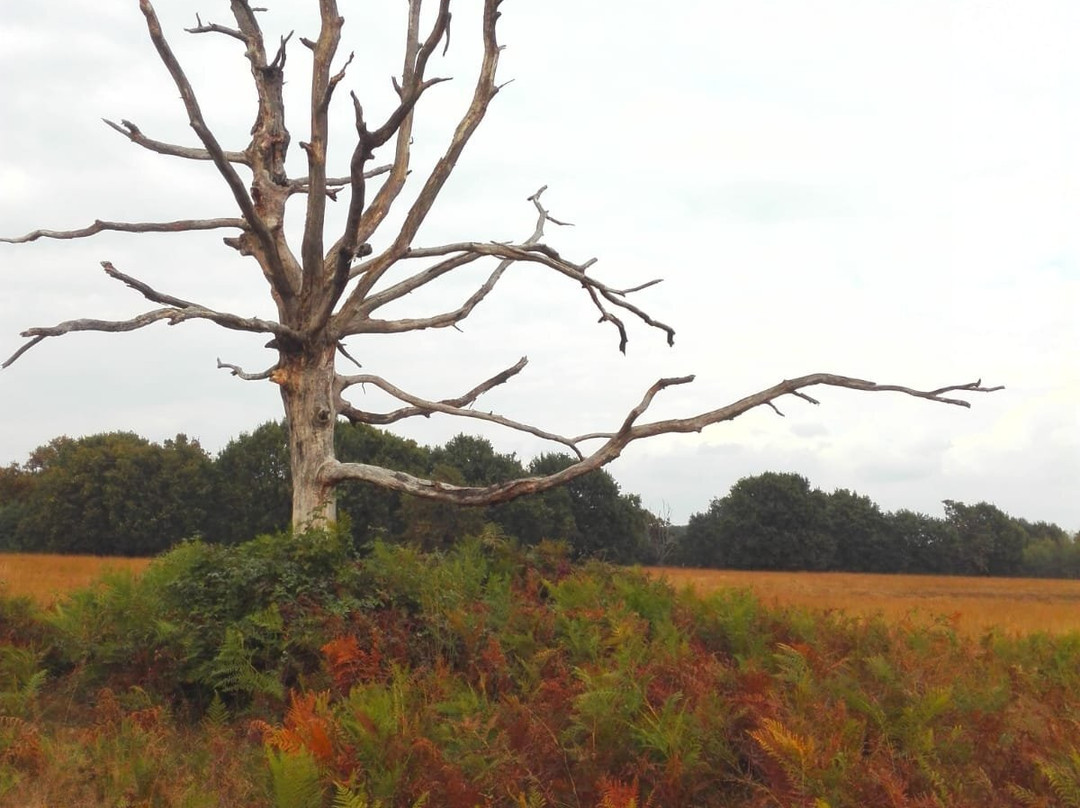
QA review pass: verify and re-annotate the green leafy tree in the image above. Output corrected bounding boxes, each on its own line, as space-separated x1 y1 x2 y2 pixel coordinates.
209 422 292 544
14 432 213 555
523 453 648 562
943 500 1027 576
0 463 34 550
825 489 897 572
429 434 526 486
882 509 958 574
682 472 833 571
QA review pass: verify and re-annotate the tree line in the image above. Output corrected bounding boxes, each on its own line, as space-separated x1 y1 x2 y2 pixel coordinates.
0 424 653 562
676 471 1078 578
0 429 1074 577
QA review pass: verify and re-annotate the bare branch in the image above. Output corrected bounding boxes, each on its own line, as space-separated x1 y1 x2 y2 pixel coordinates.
298 0 345 302
216 358 277 380
285 163 392 198
337 187 671 348
345 239 672 344
137 0 296 299
338 355 526 405
321 375 1002 505
0 337 45 370
1 218 245 244
185 13 245 42
103 119 250 164
334 357 585 457
333 0 500 325
101 261 194 308
4 255 303 370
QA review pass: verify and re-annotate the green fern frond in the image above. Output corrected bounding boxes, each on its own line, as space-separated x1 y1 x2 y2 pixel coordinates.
267 748 325 808
332 782 382 808
204 691 229 728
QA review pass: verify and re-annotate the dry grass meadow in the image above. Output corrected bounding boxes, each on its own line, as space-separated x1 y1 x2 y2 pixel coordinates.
4 552 1080 636
0 552 151 606
649 566 1080 636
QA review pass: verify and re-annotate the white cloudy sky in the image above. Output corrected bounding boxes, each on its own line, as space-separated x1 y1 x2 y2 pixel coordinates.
1 1 1078 531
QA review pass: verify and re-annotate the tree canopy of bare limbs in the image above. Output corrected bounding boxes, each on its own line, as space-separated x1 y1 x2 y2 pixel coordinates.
2 0 1001 530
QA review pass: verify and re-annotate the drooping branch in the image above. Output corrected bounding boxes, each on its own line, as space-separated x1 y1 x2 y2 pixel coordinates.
321 375 1003 505
345 239 673 347
336 188 671 349
1 218 245 245
102 119 250 164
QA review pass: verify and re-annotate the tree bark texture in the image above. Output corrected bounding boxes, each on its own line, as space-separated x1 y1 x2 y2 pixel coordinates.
272 342 338 527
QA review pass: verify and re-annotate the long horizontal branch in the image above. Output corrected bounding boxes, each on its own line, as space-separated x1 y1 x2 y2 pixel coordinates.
103 118 249 164
1 218 246 244
320 374 1003 505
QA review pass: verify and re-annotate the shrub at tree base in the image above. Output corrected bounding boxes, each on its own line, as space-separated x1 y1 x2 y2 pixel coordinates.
3 529 1080 806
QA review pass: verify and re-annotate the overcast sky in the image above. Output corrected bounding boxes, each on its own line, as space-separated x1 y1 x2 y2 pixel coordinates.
1 1 1078 531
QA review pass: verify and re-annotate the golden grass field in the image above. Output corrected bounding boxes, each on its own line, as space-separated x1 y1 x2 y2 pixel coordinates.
3 553 1079 636
0 553 151 606
648 567 1080 636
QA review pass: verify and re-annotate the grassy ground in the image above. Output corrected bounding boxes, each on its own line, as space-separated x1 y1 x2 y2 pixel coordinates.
648 566 1080 635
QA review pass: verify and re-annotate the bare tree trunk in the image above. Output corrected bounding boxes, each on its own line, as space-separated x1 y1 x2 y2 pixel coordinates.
273 342 338 530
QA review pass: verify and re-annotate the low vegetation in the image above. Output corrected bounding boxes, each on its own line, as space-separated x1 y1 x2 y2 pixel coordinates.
3 532 1080 806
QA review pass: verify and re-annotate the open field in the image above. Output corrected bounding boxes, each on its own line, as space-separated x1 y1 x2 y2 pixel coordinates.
4 552 1080 637
0 552 151 605
648 566 1080 636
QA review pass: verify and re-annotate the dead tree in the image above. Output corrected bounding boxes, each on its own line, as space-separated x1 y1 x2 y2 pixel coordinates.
1 0 1001 530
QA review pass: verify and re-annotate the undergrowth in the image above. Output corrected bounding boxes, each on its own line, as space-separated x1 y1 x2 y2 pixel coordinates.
1 525 1078 806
